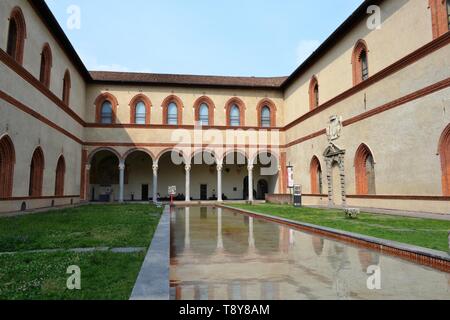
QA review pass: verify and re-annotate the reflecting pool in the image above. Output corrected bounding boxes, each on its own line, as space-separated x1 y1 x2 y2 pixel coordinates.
170 207 450 300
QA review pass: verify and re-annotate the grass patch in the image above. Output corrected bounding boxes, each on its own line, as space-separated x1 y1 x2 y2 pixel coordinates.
0 251 145 300
0 204 163 300
229 204 450 252
0 204 162 252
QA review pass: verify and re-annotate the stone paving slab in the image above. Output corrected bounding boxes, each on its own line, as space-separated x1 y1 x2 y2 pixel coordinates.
130 206 170 300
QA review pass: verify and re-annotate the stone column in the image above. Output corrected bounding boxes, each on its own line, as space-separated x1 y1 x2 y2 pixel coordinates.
217 163 223 202
248 165 254 202
152 164 158 203
248 217 255 248
217 207 223 250
185 207 190 250
185 164 191 202
119 160 125 203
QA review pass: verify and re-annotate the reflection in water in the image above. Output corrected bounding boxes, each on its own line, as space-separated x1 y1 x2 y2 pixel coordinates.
170 207 450 300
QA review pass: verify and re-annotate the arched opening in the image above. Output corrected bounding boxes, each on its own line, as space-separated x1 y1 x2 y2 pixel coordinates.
191 150 217 200
55 156 66 196
310 156 323 194
0 135 15 198
225 98 245 127
95 93 118 124
29 147 45 197
352 40 369 85
62 70 71 106
162 95 183 125
194 96 215 126
355 144 376 195
221 151 248 200
157 150 186 201
257 99 277 127
39 43 52 88
309 76 319 110
89 149 121 201
439 124 450 196
124 150 154 201
429 0 450 38
129 94 151 125
252 152 279 200
6 7 26 65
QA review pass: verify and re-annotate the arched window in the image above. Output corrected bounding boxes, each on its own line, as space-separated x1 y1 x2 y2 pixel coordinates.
439 124 450 196
310 156 323 194
100 101 113 124
29 147 45 197
135 101 147 124
429 0 450 38
6 7 26 65
199 103 209 126
167 102 178 125
352 40 369 85
0 135 15 198
39 43 52 88
162 95 183 125
62 70 71 106
95 93 118 124
309 76 319 110
261 106 271 128
55 156 65 196
355 144 376 195
230 105 240 126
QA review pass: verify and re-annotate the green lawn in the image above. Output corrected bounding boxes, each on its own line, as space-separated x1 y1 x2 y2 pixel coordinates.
0 204 163 300
229 204 450 252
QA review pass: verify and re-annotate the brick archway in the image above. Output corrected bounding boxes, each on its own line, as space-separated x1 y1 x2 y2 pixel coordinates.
29 147 45 197
194 96 215 126
352 39 369 85
256 98 277 127
225 97 246 126
0 135 16 198
94 92 119 124
354 143 375 195
39 43 52 88
310 156 322 194
309 76 319 110
162 95 183 125
439 124 450 196
55 155 66 196
7 6 27 65
429 0 450 39
62 69 71 106
129 94 152 124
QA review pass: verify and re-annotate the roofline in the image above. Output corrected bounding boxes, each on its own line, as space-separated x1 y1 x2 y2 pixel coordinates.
280 0 385 89
29 0 385 90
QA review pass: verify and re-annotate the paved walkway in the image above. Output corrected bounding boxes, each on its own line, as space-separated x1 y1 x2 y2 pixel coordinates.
309 205 450 221
0 247 146 256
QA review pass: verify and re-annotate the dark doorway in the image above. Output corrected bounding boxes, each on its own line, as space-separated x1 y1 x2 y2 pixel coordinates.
257 179 269 200
200 184 207 200
243 176 249 200
141 184 149 201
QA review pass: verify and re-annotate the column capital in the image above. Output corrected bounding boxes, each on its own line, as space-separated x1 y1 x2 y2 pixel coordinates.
152 164 159 171
185 164 192 172
85 164 91 171
118 163 125 170
217 164 223 172
247 165 254 172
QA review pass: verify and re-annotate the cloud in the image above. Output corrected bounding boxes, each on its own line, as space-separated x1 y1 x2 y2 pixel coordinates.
296 40 321 65
78 51 151 73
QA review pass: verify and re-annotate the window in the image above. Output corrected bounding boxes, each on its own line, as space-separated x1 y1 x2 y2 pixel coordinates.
0 135 15 198
55 156 65 196
309 76 319 110
6 7 26 65
447 0 450 30
355 144 376 195
310 156 323 194
62 70 71 106
439 124 450 196
39 44 52 88
230 105 240 126
101 101 113 124
167 102 178 125
360 50 369 81
29 147 44 197
199 103 209 126
352 40 369 85
430 0 450 38
135 101 146 124
261 106 271 127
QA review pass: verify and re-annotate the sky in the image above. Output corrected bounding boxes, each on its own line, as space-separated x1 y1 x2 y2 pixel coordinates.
45 0 363 77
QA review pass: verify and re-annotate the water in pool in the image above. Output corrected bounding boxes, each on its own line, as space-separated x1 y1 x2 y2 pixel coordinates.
170 207 450 300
